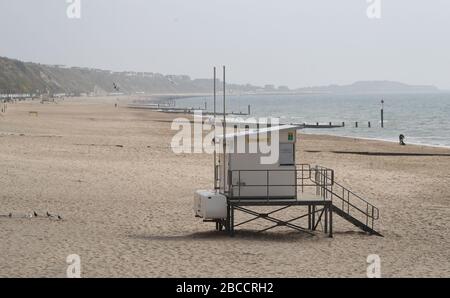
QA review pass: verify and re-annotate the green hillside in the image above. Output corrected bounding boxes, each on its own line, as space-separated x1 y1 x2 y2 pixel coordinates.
0 56 258 95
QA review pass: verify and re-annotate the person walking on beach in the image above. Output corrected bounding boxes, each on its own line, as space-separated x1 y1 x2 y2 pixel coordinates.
399 134 406 146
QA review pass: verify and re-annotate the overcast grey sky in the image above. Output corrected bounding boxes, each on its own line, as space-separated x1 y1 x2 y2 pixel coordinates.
0 0 449 89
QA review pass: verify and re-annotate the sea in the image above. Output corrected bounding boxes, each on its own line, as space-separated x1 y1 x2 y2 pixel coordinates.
172 93 450 148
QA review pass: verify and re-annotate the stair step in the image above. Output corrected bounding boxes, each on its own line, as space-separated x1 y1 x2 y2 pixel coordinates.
331 205 383 237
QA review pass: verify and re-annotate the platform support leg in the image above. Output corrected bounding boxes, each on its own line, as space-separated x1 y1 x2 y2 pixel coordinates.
230 205 235 237
308 205 312 230
312 205 316 231
324 205 328 234
329 206 333 238
226 204 231 233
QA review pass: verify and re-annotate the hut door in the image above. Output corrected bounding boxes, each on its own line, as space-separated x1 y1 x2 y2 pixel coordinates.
279 143 294 166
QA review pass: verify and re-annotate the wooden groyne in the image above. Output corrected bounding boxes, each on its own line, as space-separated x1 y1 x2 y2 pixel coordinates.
128 105 381 128
127 104 250 116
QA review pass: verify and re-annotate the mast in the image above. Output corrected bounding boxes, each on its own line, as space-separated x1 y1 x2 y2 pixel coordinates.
213 67 217 189
222 66 226 193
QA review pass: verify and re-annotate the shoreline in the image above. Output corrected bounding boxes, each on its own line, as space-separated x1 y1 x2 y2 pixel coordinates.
301 131 450 151
166 93 450 151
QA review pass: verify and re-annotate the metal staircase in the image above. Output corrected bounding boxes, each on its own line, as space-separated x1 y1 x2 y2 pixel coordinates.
310 165 382 236
331 205 382 236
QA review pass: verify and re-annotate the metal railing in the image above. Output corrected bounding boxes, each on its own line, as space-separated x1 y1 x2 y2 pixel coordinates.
227 164 334 202
311 165 379 230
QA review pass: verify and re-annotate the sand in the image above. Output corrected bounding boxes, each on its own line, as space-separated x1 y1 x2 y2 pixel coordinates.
1 97 449 277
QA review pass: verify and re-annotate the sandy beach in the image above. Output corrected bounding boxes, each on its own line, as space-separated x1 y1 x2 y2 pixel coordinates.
1 97 450 277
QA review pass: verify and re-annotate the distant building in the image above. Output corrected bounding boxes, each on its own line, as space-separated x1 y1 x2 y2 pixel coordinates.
278 85 290 92
264 84 275 91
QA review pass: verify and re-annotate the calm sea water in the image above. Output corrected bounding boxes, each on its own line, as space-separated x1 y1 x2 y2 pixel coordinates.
174 93 450 148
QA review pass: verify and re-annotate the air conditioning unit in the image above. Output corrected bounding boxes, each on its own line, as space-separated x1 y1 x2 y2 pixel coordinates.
194 190 227 220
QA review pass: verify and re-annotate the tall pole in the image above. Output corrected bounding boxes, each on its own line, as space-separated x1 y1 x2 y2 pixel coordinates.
381 99 384 128
213 67 217 189
223 66 226 193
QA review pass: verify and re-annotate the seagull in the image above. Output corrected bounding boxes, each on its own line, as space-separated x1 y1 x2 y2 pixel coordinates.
46 211 51 217
33 211 38 217
57 215 62 220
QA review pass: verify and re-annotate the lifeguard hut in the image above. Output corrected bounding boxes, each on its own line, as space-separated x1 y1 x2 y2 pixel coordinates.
193 67 382 237
218 124 299 200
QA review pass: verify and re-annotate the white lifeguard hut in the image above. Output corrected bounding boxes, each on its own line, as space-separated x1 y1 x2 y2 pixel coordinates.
194 121 336 236
193 67 382 237
216 124 299 200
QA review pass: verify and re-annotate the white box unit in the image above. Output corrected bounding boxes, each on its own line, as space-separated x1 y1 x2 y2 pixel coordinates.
194 190 227 219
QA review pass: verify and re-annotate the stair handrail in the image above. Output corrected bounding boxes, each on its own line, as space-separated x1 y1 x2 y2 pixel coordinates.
311 165 380 230
332 180 380 220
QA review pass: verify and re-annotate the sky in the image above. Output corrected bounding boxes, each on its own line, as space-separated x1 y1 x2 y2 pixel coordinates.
0 0 449 89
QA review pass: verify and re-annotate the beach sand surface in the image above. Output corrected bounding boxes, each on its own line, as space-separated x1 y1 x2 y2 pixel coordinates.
1 97 449 277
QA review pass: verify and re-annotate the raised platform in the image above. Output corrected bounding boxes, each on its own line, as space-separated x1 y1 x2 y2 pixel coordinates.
208 164 381 237
228 197 331 206
228 193 330 205
223 197 333 237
